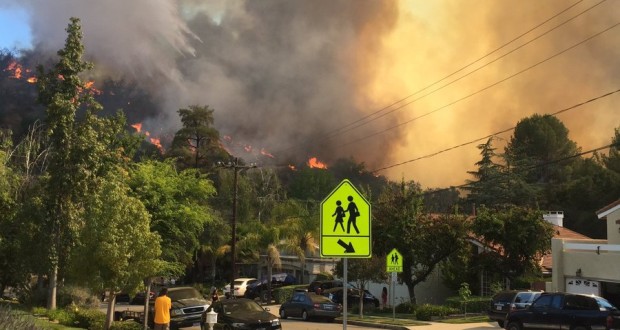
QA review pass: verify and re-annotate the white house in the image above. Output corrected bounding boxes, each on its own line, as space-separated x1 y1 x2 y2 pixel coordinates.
549 199 620 307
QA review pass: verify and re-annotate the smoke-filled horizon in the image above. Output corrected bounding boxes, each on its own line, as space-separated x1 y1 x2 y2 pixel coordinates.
4 0 620 189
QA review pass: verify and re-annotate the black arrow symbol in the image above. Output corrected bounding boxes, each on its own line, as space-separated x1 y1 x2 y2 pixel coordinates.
337 239 356 253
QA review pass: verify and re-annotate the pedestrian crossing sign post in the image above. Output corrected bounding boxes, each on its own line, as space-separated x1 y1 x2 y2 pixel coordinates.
386 248 403 273
320 179 371 258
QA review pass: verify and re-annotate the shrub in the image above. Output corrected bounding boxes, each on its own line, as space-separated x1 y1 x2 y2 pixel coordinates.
73 307 106 330
111 320 144 330
394 301 414 314
47 308 75 326
274 285 307 304
444 296 492 314
58 285 100 309
0 303 41 329
414 304 459 321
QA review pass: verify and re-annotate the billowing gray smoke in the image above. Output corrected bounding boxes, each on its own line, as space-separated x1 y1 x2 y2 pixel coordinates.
4 0 401 168
4 0 619 187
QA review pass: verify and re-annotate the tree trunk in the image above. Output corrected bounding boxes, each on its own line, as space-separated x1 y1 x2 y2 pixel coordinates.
47 264 57 310
105 293 116 330
267 262 273 303
143 279 152 330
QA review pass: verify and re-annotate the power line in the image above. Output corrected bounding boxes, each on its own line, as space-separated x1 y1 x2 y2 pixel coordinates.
422 142 619 196
326 0 604 139
336 21 620 149
371 88 620 173
276 0 604 154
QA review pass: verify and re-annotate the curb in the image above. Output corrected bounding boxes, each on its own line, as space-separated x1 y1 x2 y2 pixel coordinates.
340 319 411 330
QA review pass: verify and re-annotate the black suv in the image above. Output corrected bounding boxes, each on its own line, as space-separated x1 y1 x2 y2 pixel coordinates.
148 287 210 329
504 292 620 330
245 273 296 302
488 290 542 327
307 280 347 294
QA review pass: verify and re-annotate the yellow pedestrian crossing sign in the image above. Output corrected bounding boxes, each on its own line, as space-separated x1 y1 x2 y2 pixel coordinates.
320 179 371 258
386 248 403 272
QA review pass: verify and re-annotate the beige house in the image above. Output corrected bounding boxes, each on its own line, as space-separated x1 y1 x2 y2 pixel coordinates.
549 199 620 307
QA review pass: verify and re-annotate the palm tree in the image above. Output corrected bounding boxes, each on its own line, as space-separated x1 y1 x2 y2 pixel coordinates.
280 200 319 285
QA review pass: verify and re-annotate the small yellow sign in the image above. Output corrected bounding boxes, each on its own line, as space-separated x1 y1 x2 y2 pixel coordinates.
320 179 371 258
386 248 403 273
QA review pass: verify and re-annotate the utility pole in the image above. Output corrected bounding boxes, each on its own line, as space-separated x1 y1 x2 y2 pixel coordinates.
217 158 256 298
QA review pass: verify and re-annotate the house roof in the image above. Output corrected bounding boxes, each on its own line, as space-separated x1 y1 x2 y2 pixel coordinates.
540 225 590 273
596 198 620 219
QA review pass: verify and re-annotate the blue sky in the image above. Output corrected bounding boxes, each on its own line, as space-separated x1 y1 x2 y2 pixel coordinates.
0 7 32 51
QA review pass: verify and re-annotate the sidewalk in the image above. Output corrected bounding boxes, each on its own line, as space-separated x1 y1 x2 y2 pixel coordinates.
265 303 498 330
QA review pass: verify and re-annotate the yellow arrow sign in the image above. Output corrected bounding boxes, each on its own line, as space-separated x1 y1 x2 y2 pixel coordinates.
320 179 371 258
386 248 403 273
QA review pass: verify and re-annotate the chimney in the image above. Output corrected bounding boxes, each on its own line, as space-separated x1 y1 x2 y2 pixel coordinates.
543 211 564 227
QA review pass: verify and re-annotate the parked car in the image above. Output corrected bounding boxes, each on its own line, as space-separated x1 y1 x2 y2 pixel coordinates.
130 290 155 305
279 290 342 322
307 280 355 294
200 298 281 330
322 287 380 308
487 290 542 327
245 273 296 301
148 286 210 329
223 277 258 298
504 292 620 330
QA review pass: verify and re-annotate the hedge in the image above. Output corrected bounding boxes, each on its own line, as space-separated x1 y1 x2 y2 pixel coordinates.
444 296 492 314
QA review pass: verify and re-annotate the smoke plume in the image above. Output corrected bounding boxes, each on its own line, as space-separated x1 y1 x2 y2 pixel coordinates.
4 0 619 188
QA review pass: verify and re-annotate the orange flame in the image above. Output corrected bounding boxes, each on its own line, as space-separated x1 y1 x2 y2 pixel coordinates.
307 157 328 169
27 77 37 83
260 148 274 158
150 137 163 151
288 164 297 171
131 123 142 132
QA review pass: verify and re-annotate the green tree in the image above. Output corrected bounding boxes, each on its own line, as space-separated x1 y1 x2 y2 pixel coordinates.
465 137 509 207
36 17 108 309
279 199 319 285
471 205 555 285
504 114 580 207
288 166 336 201
167 105 228 171
68 171 162 329
128 160 217 272
334 256 386 317
373 180 470 303
601 127 620 173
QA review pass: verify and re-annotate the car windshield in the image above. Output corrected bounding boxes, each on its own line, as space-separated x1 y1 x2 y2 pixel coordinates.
224 300 265 313
167 288 203 301
594 296 618 310
516 292 540 303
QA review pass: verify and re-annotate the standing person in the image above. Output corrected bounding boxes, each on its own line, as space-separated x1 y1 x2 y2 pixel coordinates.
154 287 171 330
345 195 360 234
211 287 219 303
382 287 388 310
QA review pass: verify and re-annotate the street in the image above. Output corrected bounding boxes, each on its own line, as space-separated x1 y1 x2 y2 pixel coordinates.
107 302 500 330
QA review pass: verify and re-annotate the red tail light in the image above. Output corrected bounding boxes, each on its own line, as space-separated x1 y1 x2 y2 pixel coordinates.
314 303 321 309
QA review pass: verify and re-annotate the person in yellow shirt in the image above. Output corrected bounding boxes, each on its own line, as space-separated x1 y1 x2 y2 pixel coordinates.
154 287 172 330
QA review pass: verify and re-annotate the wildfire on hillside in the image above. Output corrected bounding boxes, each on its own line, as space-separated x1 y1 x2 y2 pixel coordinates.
131 122 164 152
307 157 327 169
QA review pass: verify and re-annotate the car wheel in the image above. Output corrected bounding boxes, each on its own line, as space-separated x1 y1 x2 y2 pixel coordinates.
279 309 287 319
506 321 522 330
261 291 269 303
302 310 309 321
498 320 504 328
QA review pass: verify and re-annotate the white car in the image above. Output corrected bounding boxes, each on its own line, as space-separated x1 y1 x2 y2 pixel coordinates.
223 278 258 297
